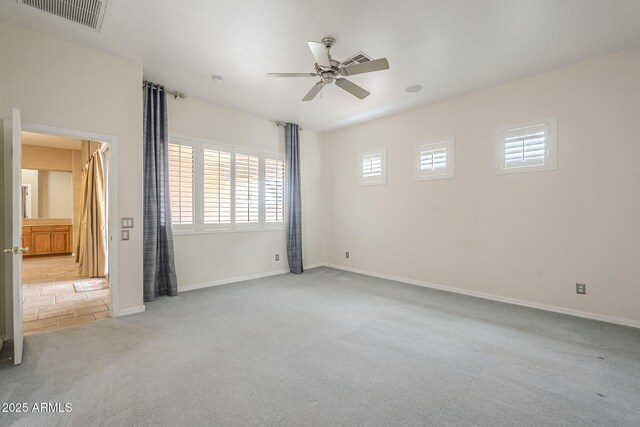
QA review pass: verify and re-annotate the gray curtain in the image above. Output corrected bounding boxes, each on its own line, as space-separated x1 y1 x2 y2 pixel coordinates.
143 81 178 301
285 123 303 274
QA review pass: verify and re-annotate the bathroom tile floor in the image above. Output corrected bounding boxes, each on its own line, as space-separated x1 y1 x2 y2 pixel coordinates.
22 256 110 336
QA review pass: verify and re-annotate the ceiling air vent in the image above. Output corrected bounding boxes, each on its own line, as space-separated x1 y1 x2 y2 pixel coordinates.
342 52 372 67
17 0 108 31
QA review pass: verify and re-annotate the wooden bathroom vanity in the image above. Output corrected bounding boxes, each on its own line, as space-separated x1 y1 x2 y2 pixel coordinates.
22 218 72 256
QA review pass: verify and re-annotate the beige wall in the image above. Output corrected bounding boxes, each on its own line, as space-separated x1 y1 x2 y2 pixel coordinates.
0 21 144 315
167 97 325 288
22 144 72 171
37 170 73 218
322 47 640 324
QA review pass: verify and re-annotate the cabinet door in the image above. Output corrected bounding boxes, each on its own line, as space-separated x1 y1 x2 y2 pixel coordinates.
31 232 51 255
21 233 32 257
51 231 70 254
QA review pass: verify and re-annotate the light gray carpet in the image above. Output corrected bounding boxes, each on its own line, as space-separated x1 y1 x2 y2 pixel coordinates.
1 267 639 426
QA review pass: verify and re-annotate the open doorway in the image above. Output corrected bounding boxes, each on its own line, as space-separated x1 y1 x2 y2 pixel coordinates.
20 131 111 335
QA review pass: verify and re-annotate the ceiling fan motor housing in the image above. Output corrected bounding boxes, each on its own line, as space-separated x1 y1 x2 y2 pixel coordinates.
316 60 341 84
321 37 336 48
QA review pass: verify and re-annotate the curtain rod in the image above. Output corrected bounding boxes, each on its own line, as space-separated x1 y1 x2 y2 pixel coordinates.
142 82 186 99
165 89 186 99
274 121 303 131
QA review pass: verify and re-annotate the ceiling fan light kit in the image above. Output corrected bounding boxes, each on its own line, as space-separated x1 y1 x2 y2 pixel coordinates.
268 36 390 101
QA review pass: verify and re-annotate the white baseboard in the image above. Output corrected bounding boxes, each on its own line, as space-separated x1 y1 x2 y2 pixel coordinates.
180 263 326 293
115 305 146 317
305 263 325 270
324 263 640 329
180 269 290 292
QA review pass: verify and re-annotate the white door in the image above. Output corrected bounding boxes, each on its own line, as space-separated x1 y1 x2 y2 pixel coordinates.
3 108 25 365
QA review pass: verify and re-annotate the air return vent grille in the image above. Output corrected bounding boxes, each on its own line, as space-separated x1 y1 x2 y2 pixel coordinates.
17 0 108 31
342 52 372 67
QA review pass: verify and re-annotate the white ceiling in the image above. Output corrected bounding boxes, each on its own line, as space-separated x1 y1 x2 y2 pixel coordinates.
2 0 640 132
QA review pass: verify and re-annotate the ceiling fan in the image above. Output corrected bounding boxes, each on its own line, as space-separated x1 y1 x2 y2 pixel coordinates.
268 37 389 101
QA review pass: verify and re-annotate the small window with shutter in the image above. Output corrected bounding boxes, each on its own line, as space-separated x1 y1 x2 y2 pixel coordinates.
496 117 557 174
415 138 454 181
359 150 387 186
168 142 195 227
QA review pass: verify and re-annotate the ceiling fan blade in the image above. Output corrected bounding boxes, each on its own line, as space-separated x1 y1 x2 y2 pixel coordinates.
302 81 325 101
267 73 317 77
335 78 370 99
308 41 331 67
340 58 390 76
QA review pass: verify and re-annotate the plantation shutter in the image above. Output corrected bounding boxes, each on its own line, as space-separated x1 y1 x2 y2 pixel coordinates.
203 148 232 224
265 158 285 223
362 153 382 177
168 143 194 225
420 147 447 172
235 154 260 223
504 125 546 168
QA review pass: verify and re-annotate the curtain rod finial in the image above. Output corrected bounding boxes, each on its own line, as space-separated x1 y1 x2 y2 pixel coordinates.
274 121 303 131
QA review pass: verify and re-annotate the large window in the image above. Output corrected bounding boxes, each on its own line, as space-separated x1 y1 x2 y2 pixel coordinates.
168 137 285 232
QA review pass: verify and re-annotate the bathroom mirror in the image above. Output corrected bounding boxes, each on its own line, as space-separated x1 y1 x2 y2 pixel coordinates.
21 169 73 219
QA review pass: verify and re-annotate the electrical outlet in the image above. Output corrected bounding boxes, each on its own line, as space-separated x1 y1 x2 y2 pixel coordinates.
275 254 279 261
346 251 350 259
576 283 586 295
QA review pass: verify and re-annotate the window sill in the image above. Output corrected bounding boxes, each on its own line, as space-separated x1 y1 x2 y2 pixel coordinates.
358 180 388 186
173 227 285 236
415 173 454 181
495 164 556 175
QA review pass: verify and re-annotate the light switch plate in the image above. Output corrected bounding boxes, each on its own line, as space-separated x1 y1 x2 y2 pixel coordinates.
121 230 130 241
121 218 134 228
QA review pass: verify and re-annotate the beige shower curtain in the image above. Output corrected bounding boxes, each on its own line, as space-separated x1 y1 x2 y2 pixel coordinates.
76 150 107 277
